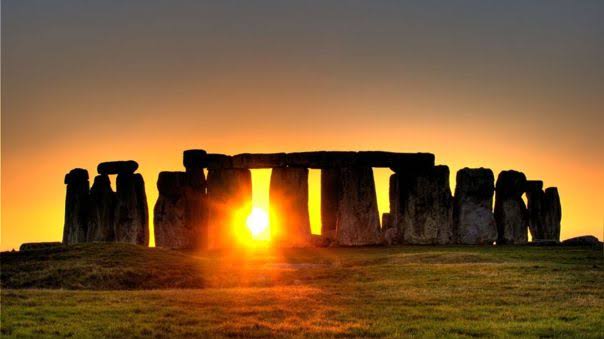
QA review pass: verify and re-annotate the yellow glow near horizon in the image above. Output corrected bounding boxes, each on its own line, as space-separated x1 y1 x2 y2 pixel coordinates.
246 207 270 240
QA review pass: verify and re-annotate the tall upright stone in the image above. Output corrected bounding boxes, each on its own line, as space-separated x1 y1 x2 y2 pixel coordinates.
320 168 342 243
154 171 208 250
269 167 311 247
495 170 528 244
392 166 453 244
63 168 90 244
114 173 149 245
453 168 497 244
335 166 381 246
87 175 116 242
543 187 561 241
206 168 252 249
525 180 546 241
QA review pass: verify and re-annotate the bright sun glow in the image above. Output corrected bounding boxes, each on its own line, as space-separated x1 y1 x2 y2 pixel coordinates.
246 207 269 239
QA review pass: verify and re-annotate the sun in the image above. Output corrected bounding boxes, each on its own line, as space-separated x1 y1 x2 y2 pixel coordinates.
246 207 269 240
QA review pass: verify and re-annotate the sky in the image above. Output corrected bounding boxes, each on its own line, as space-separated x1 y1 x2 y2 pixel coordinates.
2 0 603 250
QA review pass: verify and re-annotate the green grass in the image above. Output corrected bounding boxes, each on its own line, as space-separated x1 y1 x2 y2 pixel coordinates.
1 244 603 337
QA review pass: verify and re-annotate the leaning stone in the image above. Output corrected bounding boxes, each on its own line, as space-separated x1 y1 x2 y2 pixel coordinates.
19 242 63 251
206 154 234 169
183 149 207 170
206 168 252 249
63 168 90 244
561 235 601 246
97 160 138 175
320 168 342 243
269 167 311 247
232 153 286 169
87 175 116 242
495 170 528 244
542 187 561 241
114 173 149 245
285 151 357 169
453 168 497 245
335 166 382 246
525 180 546 241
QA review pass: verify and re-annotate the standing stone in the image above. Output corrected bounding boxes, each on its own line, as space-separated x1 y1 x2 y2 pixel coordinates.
87 175 116 242
543 187 561 241
495 170 529 244
63 168 90 244
114 173 149 245
390 166 453 244
525 180 546 241
453 168 497 244
206 168 252 249
154 171 208 250
335 166 382 246
320 168 342 243
269 167 311 247
183 149 208 170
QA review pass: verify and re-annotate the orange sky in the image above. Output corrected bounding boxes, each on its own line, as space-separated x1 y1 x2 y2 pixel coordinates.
2 1 603 250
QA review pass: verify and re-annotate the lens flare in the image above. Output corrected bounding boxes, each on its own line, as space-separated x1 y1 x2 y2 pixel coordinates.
246 207 269 239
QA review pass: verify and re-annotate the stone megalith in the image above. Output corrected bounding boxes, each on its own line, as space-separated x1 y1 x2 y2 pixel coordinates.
87 175 116 242
320 167 342 243
183 149 207 170
154 171 208 250
97 160 138 175
114 173 149 245
335 166 382 246
453 168 497 244
543 187 561 241
206 168 252 249
269 167 311 247
495 170 528 244
63 168 90 244
390 166 453 244
525 180 546 241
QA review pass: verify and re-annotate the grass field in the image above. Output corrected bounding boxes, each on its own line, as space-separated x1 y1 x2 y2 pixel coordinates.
1 243 603 337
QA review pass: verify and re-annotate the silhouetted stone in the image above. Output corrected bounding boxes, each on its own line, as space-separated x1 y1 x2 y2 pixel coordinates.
381 213 393 230
183 149 207 170
286 152 357 168
270 167 311 247
525 180 546 241
391 166 453 244
357 151 435 170
495 170 528 244
320 168 342 243
206 168 252 249
87 175 116 242
114 173 149 245
19 242 63 251
97 160 138 175
232 153 287 169
63 168 90 244
561 235 601 246
154 171 208 249
453 168 497 244
206 154 234 169
543 187 561 241
335 166 381 246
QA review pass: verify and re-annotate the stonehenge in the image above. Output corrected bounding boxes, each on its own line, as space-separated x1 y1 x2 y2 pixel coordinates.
63 149 563 248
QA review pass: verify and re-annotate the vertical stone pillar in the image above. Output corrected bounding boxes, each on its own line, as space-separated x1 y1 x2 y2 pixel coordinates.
525 180 546 241
87 175 116 242
114 173 149 245
453 168 497 244
543 187 561 241
63 168 90 244
335 166 381 246
320 168 342 243
269 167 311 247
495 170 528 244
206 168 252 249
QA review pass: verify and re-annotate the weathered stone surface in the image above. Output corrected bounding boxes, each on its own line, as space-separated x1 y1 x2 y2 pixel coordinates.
335 166 381 246
381 213 393 230
495 170 528 244
154 171 208 249
561 235 601 246
97 160 138 175
453 168 497 244
63 168 90 245
87 175 116 242
383 227 401 246
525 180 546 241
114 173 149 245
358 152 435 170
206 154 233 169
183 149 207 170
19 242 63 251
320 168 341 243
543 187 561 241
232 153 286 169
391 165 453 244
286 152 357 169
206 168 252 249
270 167 311 247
